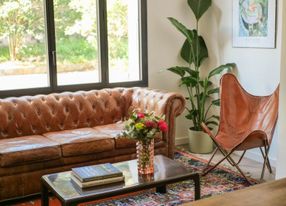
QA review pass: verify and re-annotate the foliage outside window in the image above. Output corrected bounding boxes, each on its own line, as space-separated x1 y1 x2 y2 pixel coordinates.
0 0 147 95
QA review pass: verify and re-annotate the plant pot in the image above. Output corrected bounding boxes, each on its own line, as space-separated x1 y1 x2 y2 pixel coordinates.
188 129 213 154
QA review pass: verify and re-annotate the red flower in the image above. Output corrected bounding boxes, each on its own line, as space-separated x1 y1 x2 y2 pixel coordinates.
137 112 145 119
145 120 156 128
158 120 168 132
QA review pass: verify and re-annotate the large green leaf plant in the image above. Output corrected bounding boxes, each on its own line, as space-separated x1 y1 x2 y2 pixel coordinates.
167 0 235 131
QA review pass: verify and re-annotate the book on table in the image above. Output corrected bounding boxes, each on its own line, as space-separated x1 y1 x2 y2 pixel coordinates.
71 175 125 188
72 163 123 182
71 163 124 188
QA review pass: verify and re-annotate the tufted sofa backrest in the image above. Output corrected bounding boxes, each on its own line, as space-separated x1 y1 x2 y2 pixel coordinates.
129 88 172 116
0 88 134 139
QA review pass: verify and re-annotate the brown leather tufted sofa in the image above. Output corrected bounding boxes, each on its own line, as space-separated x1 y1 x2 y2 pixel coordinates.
0 87 185 201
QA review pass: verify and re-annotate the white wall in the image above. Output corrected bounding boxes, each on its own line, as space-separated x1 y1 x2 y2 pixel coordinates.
147 0 284 164
202 0 283 165
276 1 286 179
148 0 193 139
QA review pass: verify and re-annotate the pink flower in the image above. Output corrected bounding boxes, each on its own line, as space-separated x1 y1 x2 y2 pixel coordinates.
137 112 145 119
145 120 156 128
158 120 168 132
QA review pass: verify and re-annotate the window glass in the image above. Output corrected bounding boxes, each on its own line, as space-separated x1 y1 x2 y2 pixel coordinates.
107 0 141 83
54 0 100 86
0 0 49 90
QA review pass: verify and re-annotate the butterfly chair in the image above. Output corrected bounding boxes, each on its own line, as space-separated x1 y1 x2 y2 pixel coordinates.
201 73 279 184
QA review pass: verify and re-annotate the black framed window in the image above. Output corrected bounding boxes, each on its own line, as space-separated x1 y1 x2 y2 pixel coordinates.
0 0 148 97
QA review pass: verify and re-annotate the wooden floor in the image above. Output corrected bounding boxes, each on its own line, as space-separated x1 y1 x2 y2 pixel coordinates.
180 145 276 182
183 178 286 206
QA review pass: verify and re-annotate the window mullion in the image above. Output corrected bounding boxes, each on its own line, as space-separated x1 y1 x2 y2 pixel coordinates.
97 0 109 85
44 0 57 90
140 0 148 86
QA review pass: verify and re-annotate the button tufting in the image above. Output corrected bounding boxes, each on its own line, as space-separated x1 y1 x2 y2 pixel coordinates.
21 113 26 119
59 123 64 130
78 103 83 111
1 130 8 137
31 125 36 133
73 120 79 126
16 129 22 135
46 125 51 131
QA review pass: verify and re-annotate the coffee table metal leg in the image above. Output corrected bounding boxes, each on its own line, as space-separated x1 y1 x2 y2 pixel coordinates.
41 182 49 206
63 202 77 206
194 174 201 200
156 185 167 193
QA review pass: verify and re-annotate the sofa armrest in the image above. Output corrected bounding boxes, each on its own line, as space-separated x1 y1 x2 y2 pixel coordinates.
129 88 186 158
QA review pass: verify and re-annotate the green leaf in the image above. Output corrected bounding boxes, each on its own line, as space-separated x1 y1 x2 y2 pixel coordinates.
206 120 218 126
181 39 193 64
208 63 236 79
168 17 193 44
187 0 212 20
194 92 204 99
167 66 186 77
212 99 220 106
180 76 198 87
199 80 212 88
208 87 220 95
207 115 220 121
185 109 198 120
183 67 199 78
168 66 199 78
180 31 208 66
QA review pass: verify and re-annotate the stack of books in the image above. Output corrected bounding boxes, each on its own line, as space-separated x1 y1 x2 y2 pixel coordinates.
71 163 124 188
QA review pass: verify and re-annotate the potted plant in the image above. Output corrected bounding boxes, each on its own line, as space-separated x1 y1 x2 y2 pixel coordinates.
167 0 235 153
122 110 168 175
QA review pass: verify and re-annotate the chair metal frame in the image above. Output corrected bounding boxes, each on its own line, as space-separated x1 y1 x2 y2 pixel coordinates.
201 122 274 185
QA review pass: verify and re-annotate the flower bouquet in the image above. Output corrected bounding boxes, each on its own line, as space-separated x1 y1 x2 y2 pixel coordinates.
122 110 168 175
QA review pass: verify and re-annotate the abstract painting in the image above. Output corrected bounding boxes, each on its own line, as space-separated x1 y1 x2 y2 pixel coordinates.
233 0 276 48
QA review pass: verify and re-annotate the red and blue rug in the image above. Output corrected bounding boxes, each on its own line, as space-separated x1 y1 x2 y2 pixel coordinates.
15 149 257 206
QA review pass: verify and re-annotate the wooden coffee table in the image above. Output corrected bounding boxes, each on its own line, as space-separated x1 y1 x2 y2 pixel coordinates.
41 155 200 206
183 178 286 206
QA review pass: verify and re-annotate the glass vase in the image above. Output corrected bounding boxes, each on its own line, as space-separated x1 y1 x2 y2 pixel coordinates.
136 139 154 175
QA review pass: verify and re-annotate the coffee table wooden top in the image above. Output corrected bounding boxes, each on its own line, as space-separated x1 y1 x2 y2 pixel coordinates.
184 178 286 206
41 155 198 203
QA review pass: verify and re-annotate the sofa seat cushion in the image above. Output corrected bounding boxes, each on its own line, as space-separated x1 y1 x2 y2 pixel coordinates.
43 128 115 157
93 122 163 149
0 136 61 167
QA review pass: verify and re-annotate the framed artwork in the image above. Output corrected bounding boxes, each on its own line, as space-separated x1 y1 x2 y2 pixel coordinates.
233 0 277 48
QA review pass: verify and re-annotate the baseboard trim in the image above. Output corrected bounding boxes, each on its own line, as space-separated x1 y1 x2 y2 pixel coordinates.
175 136 188 146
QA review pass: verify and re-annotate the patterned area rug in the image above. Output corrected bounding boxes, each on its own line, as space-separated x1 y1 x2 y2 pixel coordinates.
14 149 257 206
